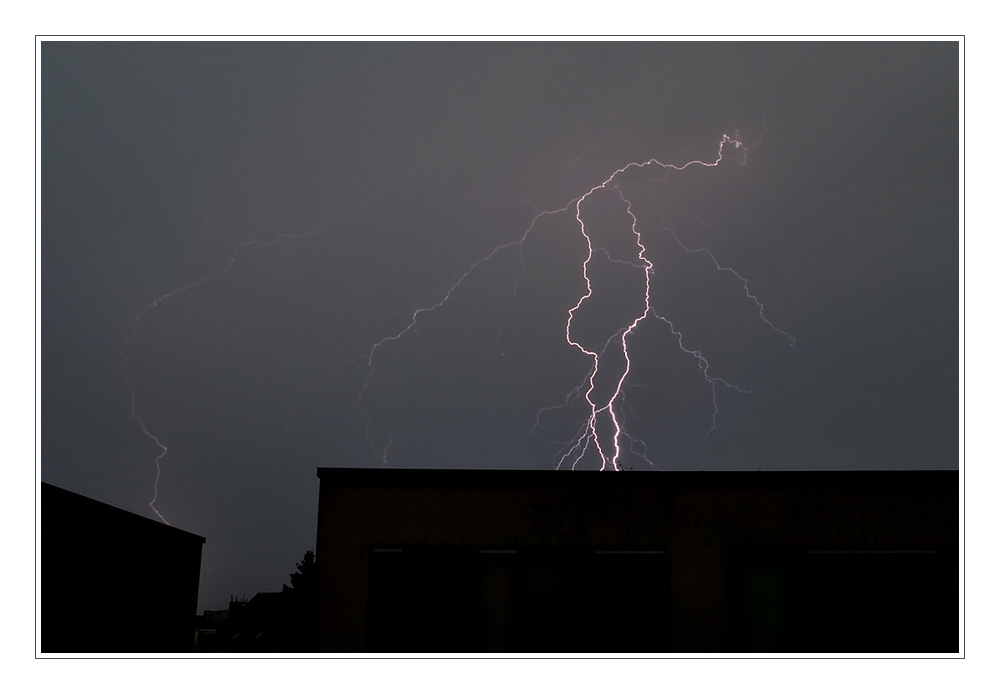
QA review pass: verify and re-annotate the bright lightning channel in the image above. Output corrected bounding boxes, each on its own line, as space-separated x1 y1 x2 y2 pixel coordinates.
359 132 794 471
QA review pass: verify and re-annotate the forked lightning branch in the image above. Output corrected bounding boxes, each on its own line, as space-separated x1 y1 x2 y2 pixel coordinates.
358 132 794 471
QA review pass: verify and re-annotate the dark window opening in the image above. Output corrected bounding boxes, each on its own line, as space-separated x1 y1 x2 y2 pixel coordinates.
366 547 669 653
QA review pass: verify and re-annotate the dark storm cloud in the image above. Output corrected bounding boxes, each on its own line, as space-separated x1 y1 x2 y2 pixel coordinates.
41 41 958 609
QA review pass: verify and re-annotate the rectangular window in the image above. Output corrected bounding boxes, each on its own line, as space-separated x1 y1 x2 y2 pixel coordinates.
366 547 669 653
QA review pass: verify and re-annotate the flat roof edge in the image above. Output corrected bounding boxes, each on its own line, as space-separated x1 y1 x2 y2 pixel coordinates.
315 467 957 490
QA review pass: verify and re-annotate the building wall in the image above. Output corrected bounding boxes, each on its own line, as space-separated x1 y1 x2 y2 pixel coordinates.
313 469 957 653
42 483 205 653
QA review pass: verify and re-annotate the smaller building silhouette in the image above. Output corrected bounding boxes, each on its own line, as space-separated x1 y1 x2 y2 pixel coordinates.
42 483 205 653
195 589 315 653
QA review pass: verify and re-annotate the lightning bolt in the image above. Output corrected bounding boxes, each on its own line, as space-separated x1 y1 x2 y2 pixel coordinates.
123 128 794 517
122 186 401 522
359 131 794 470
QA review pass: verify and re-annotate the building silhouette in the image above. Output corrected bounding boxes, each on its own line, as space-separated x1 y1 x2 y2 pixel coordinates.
312 469 957 653
195 589 315 653
42 483 205 653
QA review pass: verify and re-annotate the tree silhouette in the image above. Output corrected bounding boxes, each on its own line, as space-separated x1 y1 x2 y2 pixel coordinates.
288 550 317 594
282 550 318 651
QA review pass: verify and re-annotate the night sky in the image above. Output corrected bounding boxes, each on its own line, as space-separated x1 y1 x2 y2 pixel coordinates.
41 41 958 612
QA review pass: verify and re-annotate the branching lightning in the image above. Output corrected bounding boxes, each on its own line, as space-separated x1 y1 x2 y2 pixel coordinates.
648 200 797 350
359 132 794 470
124 129 795 523
122 188 399 522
